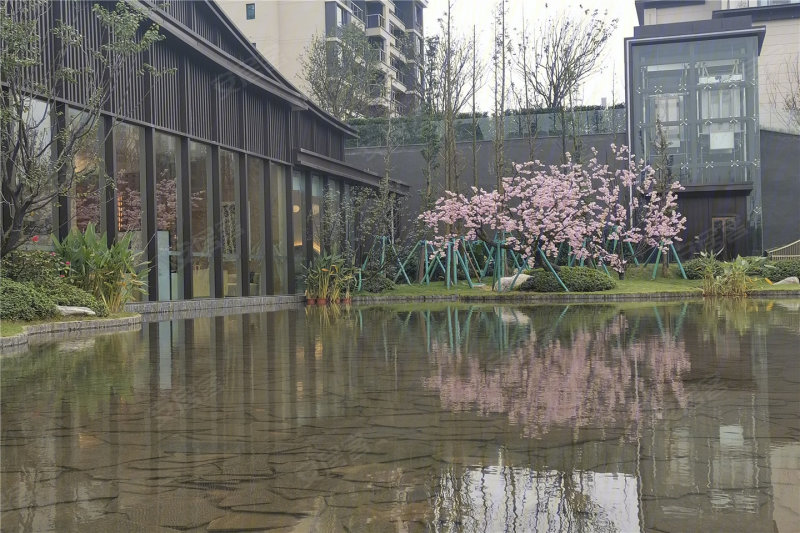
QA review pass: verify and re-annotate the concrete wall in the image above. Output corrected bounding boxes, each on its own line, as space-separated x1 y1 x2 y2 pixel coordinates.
347 128 799 252
757 18 800 133
643 1 718 25
761 129 800 249
345 132 627 216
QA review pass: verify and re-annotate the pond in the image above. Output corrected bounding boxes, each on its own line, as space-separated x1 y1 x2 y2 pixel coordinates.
1 301 799 532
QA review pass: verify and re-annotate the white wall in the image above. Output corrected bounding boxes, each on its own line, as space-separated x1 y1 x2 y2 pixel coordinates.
216 0 325 92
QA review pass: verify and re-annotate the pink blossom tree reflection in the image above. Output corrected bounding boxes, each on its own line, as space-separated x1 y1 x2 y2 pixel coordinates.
419 145 686 273
424 310 690 439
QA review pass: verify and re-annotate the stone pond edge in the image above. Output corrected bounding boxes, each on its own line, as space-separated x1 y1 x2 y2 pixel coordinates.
3 290 798 352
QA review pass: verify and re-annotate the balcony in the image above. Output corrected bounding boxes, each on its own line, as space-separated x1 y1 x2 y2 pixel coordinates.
392 98 408 115
340 0 364 22
368 82 387 99
366 13 384 29
722 0 799 7
369 46 386 63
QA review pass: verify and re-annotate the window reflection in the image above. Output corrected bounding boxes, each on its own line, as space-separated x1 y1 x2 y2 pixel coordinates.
155 132 181 300
247 157 265 295
311 174 323 257
68 107 102 233
220 150 240 297
189 141 212 298
292 170 307 292
270 163 288 294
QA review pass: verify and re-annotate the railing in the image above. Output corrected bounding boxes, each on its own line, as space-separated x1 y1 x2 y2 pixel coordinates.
767 239 800 260
342 0 364 22
368 83 386 99
345 108 628 148
366 14 384 29
370 46 386 63
392 99 408 115
723 0 800 7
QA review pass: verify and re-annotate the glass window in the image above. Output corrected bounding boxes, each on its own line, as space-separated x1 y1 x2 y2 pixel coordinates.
68 107 102 233
311 174 323 258
155 132 181 300
189 141 213 298
270 163 288 294
115 123 144 239
21 99 55 245
246 2 255 19
247 157 265 295
327 178 343 254
220 150 240 297
292 170 307 292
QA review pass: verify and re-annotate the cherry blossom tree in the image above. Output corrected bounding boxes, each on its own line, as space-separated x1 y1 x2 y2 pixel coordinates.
419 144 686 276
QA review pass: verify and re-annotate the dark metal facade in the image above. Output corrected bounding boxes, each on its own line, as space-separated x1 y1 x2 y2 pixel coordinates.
5 0 403 299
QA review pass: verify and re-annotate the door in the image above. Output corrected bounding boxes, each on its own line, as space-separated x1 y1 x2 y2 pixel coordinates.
712 216 738 260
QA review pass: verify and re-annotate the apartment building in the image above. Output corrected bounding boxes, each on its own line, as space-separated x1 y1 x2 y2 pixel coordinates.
628 0 800 256
219 0 427 116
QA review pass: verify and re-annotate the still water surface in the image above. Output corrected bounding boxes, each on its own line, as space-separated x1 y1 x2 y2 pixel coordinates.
1 301 799 532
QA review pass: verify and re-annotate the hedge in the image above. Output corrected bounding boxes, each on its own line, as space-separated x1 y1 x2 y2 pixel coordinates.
770 259 800 281
0 279 58 321
520 266 616 292
39 280 109 317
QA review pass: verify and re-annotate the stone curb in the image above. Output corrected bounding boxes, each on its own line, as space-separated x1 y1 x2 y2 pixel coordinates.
125 295 304 316
0 315 143 353
352 289 800 304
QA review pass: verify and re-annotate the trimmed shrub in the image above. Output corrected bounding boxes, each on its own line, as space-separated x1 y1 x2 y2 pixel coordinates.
0 279 58 321
770 259 800 281
360 272 395 293
1 249 63 285
520 269 564 292
520 267 616 292
39 280 109 317
684 256 723 280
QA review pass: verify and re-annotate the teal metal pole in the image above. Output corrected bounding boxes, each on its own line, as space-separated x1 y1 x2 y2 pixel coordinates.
651 247 663 280
539 247 569 292
671 244 687 280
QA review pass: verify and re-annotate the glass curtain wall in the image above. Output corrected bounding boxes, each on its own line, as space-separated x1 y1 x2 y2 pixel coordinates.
68 107 102 232
22 99 54 245
292 170 307 292
631 37 759 185
115 123 145 249
220 150 240 297
270 163 288 294
247 157 265 295
328 178 343 254
154 132 181 300
311 174 323 258
631 35 762 254
114 123 145 298
189 142 213 298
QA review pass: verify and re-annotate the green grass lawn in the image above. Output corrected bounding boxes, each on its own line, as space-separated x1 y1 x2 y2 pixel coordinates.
0 312 138 338
357 264 800 299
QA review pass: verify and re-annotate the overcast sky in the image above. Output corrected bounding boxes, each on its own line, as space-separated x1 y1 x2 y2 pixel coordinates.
422 0 640 111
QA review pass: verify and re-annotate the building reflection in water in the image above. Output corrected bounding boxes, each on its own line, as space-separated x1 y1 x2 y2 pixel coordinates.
0 300 798 532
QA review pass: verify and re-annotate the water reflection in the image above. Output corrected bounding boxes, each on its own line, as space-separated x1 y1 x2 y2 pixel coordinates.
1 300 798 532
